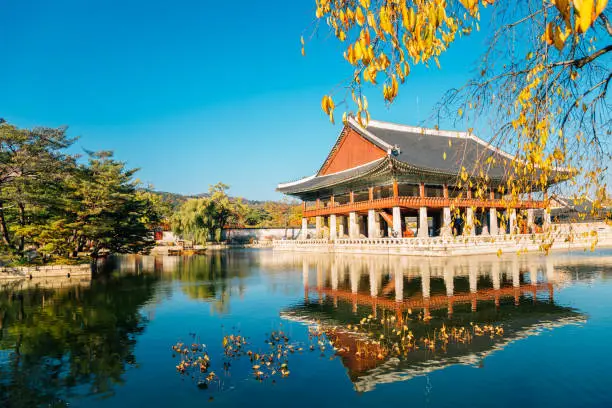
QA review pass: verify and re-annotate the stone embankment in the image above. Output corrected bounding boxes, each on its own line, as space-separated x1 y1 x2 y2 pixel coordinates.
0 263 92 280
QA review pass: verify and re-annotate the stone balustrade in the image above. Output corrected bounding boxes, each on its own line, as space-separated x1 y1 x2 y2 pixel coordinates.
273 229 612 256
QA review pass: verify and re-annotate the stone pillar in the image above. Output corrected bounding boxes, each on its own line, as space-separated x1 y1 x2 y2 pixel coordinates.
509 209 517 234
301 217 308 239
489 208 498 236
444 266 454 297
418 207 428 238
481 213 489 236
527 209 535 233
331 261 338 290
529 266 538 285
543 209 552 232
512 259 520 288
469 267 478 293
499 211 507 235
369 269 378 298
316 261 323 288
367 209 376 239
395 271 403 302
492 262 501 290
441 207 452 237
392 206 402 237
421 264 431 299
545 256 555 283
315 216 323 239
350 264 359 294
329 214 337 241
349 212 359 239
465 207 475 236
374 211 382 236
338 216 346 238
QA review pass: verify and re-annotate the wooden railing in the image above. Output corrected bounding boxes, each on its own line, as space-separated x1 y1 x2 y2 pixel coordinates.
304 196 545 217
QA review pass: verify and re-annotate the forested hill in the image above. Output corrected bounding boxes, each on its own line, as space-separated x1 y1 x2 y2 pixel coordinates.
148 190 283 210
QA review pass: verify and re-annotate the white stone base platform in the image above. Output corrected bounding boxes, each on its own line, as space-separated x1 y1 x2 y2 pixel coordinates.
273 228 612 257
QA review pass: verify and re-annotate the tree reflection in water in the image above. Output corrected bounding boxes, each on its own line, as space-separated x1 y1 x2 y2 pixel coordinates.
160 252 250 314
0 273 157 407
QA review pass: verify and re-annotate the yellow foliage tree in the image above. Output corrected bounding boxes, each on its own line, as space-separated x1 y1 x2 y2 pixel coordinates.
306 0 611 217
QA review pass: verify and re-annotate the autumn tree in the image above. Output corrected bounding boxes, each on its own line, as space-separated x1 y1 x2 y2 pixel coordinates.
307 0 611 213
263 199 304 228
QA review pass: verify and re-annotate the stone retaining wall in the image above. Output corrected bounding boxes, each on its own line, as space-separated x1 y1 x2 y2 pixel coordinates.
222 227 315 242
0 264 92 280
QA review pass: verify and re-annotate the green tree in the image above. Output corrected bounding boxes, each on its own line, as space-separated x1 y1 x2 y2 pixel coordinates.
0 123 77 258
67 151 159 258
0 121 164 262
171 182 248 243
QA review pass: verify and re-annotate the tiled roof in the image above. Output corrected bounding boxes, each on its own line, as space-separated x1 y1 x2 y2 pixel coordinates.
277 117 570 196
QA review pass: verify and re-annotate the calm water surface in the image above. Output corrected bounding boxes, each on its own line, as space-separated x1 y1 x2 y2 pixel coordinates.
1 249 612 407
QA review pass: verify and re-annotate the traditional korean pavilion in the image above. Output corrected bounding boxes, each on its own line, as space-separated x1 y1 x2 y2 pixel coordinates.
278 117 567 240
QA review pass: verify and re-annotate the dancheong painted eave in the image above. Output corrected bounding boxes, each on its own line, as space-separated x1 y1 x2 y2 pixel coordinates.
277 117 571 200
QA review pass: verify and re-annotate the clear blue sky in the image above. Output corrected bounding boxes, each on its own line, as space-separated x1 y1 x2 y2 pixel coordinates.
0 0 489 200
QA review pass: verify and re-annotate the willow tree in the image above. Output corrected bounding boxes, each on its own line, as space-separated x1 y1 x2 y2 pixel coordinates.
307 0 611 215
171 183 247 243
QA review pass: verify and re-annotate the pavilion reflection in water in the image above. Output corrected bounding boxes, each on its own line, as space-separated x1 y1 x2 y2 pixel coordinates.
279 252 586 392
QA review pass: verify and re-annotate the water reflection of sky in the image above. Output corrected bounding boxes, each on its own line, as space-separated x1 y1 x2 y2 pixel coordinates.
1 249 612 407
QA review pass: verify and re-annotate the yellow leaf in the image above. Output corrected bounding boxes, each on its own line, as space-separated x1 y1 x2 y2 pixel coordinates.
443 152 447 160
379 5 393 34
543 22 554 45
553 0 571 25
367 11 377 31
573 0 595 33
553 24 571 50
355 7 365 26
459 0 478 15
595 0 608 19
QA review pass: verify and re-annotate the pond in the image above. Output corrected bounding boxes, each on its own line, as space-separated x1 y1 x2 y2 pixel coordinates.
1 249 612 407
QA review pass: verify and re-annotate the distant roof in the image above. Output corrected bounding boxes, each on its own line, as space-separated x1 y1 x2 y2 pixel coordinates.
278 117 571 198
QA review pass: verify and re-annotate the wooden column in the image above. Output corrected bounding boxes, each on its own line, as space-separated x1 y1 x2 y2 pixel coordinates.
368 187 374 201
419 182 425 198
349 191 354 204
443 184 449 199
393 181 399 198
316 198 321 209
330 195 335 207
